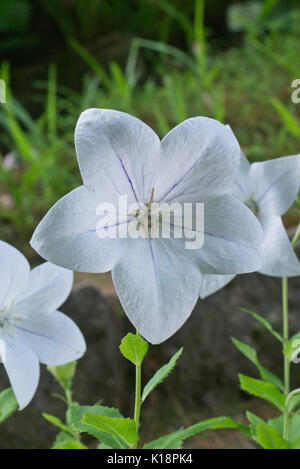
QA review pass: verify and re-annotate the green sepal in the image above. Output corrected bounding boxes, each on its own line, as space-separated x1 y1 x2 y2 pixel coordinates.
47 361 77 391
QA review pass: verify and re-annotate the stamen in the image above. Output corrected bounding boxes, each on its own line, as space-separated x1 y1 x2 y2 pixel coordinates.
149 187 155 210
127 188 159 239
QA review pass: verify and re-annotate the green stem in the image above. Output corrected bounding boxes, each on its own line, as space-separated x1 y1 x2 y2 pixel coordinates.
65 389 73 407
282 277 290 394
282 276 290 440
283 224 300 441
133 333 142 448
134 363 142 429
65 388 80 443
284 388 300 443
291 222 300 248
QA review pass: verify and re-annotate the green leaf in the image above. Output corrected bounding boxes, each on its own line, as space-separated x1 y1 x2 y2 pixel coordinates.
0 388 18 424
246 411 264 427
82 414 138 447
42 413 74 435
148 436 184 449
119 333 148 365
258 367 284 391
239 374 285 411
144 435 184 449
142 348 183 402
47 362 77 391
67 404 128 449
98 443 113 449
232 337 257 364
143 416 249 449
246 411 265 439
52 431 87 450
241 308 283 343
256 422 289 449
289 437 300 449
56 440 87 449
52 431 72 449
232 337 283 390
268 414 300 446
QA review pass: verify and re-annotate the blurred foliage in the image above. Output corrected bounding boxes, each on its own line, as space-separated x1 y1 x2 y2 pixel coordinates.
0 0 300 251
1 0 299 56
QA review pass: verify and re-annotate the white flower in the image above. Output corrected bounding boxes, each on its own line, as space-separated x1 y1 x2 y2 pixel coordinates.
0 241 86 410
31 109 263 344
200 132 300 299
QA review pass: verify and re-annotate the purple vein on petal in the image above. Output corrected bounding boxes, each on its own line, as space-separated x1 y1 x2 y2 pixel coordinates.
256 173 285 205
15 283 55 308
234 180 248 199
148 238 159 280
102 219 130 230
109 137 140 205
105 171 122 196
15 324 81 353
15 325 54 340
159 160 198 203
141 165 145 200
204 231 251 248
159 145 211 203
170 223 251 249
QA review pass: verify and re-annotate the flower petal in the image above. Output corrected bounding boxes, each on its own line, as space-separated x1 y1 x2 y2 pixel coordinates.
194 195 263 274
112 238 202 344
156 117 240 202
258 216 300 277
231 151 252 202
199 274 235 299
14 263 73 314
75 108 161 202
2 333 39 410
250 154 300 217
14 311 86 365
0 242 30 309
31 186 126 273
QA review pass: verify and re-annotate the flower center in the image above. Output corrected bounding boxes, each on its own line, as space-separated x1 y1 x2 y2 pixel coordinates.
129 187 171 238
245 194 259 217
0 305 10 329
128 188 177 239
0 300 20 335
129 188 157 238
